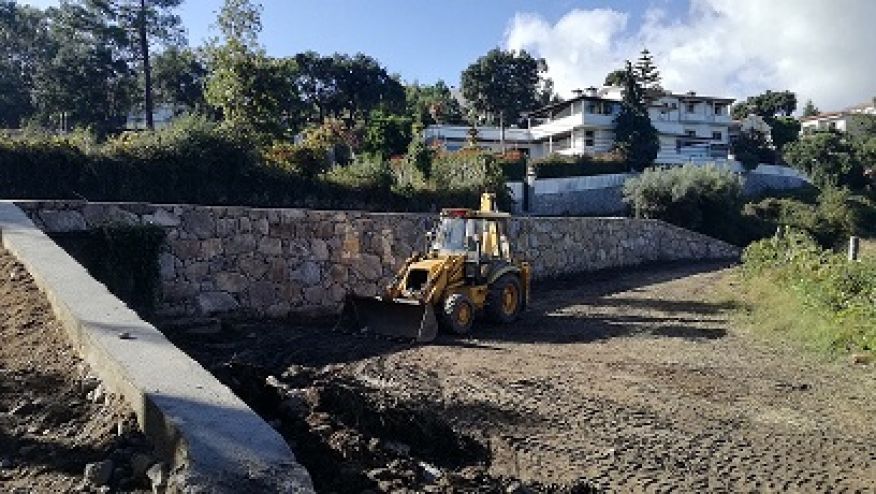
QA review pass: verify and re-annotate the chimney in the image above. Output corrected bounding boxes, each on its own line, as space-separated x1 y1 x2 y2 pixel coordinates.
686 91 697 96
572 88 584 97
585 86 598 97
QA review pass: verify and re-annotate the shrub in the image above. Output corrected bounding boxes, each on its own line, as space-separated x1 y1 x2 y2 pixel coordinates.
264 141 329 178
623 164 745 243
742 186 875 248
532 153 626 178
741 229 876 355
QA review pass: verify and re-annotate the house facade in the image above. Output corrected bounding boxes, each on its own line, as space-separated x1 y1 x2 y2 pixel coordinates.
424 86 735 165
799 98 875 134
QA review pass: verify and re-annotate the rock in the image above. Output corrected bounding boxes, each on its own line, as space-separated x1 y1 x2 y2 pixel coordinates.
158 253 176 280
38 210 86 232
258 237 282 256
384 440 411 456
181 209 214 239
195 291 239 315
9 400 41 416
249 282 278 309
419 461 442 482
291 261 321 287
130 454 153 478
850 353 873 365
146 462 168 492
83 460 114 487
143 208 180 227
279 390 309 418
215 273 248 293
505 480 528 494
87 384 106 404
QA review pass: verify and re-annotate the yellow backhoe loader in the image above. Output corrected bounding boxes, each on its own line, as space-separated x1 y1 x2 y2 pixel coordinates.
335 193 531 342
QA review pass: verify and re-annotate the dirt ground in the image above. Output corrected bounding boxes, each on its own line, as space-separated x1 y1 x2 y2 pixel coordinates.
165 261 876 494
0 249 154 493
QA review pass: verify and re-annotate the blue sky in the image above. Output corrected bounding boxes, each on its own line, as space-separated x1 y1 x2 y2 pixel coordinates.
18 1 876 110
22 0 685 86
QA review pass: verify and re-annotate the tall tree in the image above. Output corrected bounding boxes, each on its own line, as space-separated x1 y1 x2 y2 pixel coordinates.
460 48 551 126
604 69 628 87
87 0 185 130
731 90 797 120
613 61 659 171
205 0 303 138
405 81 464 125
784 132 866 189
633 48 661 91
0 2 53 127
801 99 819 117
152 46 207 113
31 3 136 133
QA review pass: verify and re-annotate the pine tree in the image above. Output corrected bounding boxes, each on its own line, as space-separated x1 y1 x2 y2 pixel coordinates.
802 99 819 117
614 61 659 171
633 48 662 91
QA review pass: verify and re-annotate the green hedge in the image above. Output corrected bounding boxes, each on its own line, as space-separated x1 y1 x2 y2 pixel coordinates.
0 117 508 212
532 154 627 179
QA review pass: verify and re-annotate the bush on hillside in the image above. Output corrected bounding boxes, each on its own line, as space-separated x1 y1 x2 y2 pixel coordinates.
741 229 875 355
623 164 746 244
742 187 876 248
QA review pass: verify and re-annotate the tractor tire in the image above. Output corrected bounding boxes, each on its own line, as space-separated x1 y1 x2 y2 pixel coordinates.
441 293 475 335
486 274 523 323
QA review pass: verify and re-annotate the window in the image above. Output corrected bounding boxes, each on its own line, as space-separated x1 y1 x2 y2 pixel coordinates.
828 121 837 130
584 130 595 147
686 102 696 113
586 103 597 114
685 129 696 137
712 131 722 141
602 103 613 115
714 103 725 115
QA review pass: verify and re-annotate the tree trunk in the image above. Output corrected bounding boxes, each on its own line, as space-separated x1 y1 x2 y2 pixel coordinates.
139 0 153 130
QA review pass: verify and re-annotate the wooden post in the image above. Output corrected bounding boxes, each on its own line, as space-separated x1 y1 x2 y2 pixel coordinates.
848 236 860 261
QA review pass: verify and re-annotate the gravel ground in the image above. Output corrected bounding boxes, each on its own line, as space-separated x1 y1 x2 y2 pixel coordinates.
0 249 155 493
165 261 876 493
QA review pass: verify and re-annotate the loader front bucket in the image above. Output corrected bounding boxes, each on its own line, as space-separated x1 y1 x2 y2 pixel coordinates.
335 295 439 342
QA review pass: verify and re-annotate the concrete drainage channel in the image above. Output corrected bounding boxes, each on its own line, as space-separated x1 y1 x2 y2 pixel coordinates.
0 202 314 494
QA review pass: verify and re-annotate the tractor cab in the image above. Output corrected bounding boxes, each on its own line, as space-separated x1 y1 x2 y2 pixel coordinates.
430 197 513 283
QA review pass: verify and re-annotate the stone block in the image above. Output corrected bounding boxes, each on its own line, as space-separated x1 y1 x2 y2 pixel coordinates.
38 210 86 232
226 234 256 255
196 291 239 315
143 208 180 227
249 281 278 309
290 261 321 287
215 273 248 293
258 237 282 256
158 253 176 281
181 209 215 239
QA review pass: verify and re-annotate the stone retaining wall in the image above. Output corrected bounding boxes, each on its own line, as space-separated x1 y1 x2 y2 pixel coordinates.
17 201 740 318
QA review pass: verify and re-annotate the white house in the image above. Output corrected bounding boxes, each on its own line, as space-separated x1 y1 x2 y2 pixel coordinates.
799 97 875 134
424 86 735 165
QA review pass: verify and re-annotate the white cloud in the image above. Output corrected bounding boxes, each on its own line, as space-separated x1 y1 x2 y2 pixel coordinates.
504 0 876 112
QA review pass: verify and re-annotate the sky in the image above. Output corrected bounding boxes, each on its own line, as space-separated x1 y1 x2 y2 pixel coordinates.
19 0 876 112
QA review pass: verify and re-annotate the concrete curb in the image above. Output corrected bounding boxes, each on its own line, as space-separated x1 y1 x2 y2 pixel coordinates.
0 202 314 493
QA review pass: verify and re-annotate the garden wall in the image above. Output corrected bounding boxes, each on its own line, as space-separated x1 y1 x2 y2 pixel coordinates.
17 201 740 319
508 164 811 216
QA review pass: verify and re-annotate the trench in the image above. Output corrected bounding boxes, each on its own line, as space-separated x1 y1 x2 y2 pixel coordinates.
161 321 599 494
